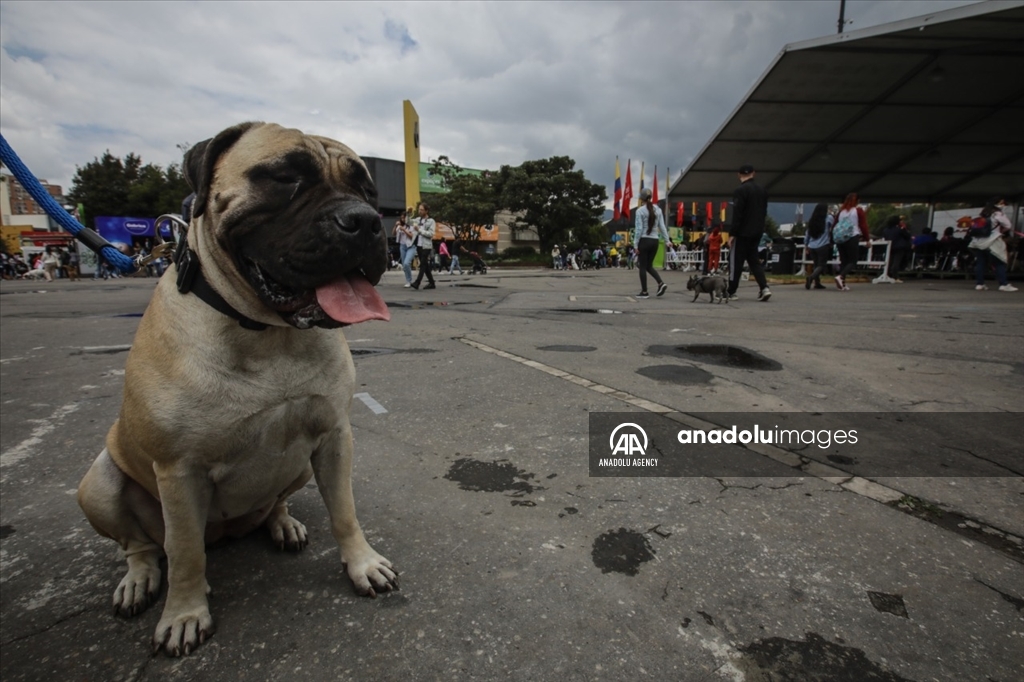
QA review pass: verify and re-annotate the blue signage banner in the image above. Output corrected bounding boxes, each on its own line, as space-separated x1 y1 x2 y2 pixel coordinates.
94 216 163 248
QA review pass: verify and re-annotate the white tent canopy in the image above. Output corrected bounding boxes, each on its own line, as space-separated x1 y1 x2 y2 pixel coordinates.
670 1 1024 204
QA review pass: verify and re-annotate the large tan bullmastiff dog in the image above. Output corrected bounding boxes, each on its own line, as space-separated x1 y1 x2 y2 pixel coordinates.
77 122 397 656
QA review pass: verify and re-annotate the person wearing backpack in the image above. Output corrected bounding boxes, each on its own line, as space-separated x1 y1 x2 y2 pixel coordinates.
832 193 870 291
970 196 1017 292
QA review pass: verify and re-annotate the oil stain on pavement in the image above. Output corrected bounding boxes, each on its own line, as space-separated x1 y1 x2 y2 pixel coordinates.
444 458 544 502
736 632 915 681
590 528 655 576
648 344 782 371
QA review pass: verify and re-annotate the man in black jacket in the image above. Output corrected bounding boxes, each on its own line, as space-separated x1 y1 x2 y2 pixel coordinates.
727 164 771 302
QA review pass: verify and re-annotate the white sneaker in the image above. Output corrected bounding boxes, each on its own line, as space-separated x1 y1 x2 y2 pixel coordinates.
998 284 1018 292
757 288 772 302
404 283 412 288
975 285 987 291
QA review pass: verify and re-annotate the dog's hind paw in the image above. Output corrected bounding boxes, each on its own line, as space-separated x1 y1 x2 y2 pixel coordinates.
267 507 308 552
113 552 162 618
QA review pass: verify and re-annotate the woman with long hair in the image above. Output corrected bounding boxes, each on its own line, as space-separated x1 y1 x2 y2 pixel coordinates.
804 203 832 289
832 193 868 290
632 188 672 298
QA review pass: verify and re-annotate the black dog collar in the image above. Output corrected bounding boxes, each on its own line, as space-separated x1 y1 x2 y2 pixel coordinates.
175 244 269 332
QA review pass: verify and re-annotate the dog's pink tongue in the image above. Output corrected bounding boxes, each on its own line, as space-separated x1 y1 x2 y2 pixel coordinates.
315 274 390 324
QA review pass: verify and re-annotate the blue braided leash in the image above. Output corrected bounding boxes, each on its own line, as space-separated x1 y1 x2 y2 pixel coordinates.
0 134 138 274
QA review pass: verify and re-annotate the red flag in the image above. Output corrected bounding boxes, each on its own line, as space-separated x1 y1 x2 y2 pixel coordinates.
676 202 684 227
613 157 622 221
706 202 713 227
622 160 633 221
652 166 659 205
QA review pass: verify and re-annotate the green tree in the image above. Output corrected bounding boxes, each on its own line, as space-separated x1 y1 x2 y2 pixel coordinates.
67 151 130 227
426 156 500 248
67 152 193 227
495 156 607 254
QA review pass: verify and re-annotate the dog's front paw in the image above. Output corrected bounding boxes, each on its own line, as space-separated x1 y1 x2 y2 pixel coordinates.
152 604 215 657
343 547 399 598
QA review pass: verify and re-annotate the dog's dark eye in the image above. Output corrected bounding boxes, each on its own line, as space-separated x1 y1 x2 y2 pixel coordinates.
271 173 300 186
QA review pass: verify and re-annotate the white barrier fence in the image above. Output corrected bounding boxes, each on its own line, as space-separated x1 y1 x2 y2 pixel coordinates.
664 239 902 284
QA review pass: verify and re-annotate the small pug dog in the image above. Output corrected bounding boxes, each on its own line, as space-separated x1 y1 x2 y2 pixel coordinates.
77 122 398 656
686 274 728 303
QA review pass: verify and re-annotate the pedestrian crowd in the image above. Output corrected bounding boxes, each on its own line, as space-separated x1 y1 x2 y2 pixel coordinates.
1 245 79 281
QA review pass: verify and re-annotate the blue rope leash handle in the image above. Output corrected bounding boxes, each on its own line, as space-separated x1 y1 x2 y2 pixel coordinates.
0 134 137 274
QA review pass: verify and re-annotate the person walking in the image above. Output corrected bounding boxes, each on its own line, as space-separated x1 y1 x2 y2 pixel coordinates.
411 202 436 290
394 214 416 287
632 187 671 299
41 246 60 282
707 223 723 274
804 203 832 289
438 239 451 273
832 193 870 291
448 239 464 275
67 246 80 281
726 165 771 302
971 196 1017 292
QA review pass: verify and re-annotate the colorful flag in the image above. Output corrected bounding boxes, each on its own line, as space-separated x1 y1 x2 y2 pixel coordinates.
622 160 633 221
720 202 728 222
707 202 713 227
613 157 622 221
652 166 659 205
676 202 684 227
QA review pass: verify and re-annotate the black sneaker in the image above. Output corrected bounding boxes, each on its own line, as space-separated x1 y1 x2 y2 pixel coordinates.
410 281 420 289
423 283 436 290
657 282 668 297
636 291 650 299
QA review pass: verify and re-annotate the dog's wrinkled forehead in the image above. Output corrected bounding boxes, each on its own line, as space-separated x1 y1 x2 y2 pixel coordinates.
222 125 368 190
184 122 374 218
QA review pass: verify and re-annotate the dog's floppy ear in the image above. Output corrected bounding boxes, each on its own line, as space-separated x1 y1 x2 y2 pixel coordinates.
183 122 261 218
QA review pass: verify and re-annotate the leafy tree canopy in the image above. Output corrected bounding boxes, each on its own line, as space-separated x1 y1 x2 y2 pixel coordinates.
494 156 607 254
426 156 500 247
67 151 191 228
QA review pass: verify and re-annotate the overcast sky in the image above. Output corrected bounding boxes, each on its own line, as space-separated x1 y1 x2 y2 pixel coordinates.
0 0 979 209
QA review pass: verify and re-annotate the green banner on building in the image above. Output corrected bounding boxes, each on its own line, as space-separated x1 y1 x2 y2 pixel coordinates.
419 163 486 194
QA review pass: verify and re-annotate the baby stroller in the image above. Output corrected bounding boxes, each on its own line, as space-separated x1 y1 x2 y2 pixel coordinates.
468 251 488 275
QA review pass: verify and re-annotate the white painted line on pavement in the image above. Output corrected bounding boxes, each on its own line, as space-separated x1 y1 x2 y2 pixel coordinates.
354 392 388 415
1 403 80 472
